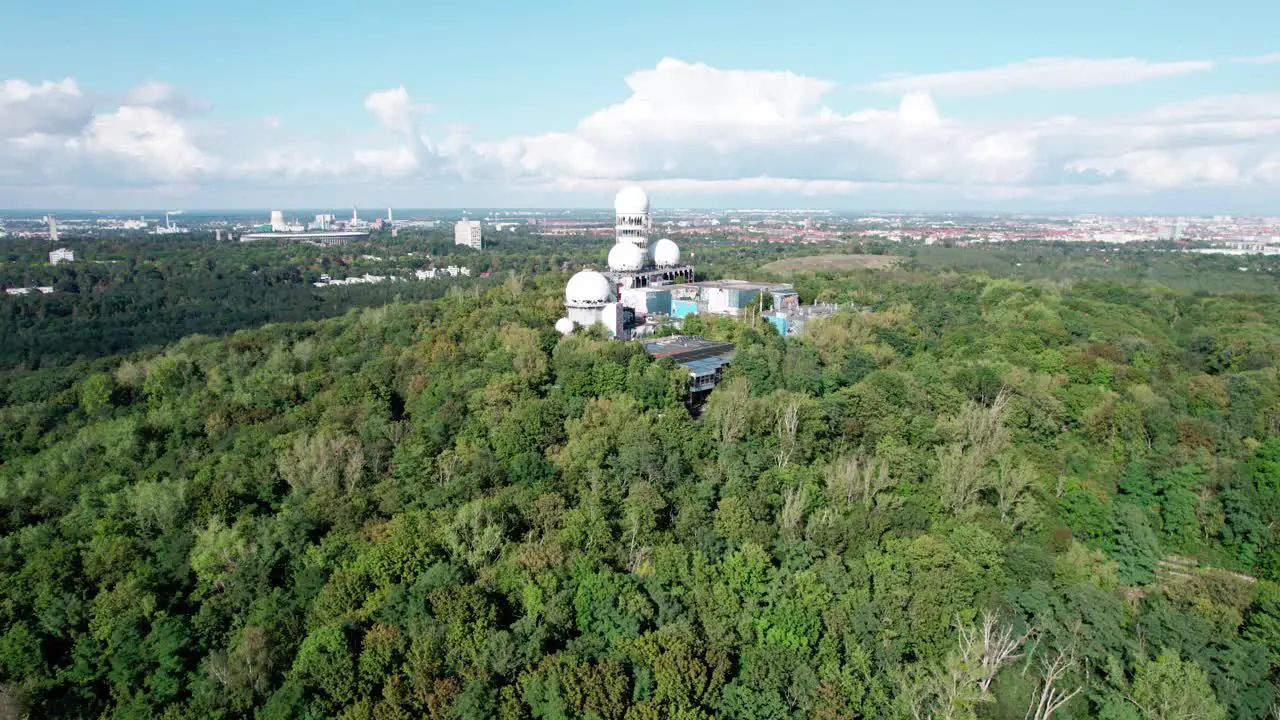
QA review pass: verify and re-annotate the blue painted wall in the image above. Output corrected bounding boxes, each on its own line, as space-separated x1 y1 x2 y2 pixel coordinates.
673 299 699 319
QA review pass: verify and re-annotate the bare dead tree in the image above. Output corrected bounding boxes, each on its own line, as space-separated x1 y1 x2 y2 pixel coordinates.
382 420 410 447
1024 649 1083 720
779 484 808 538
995 453 1037 528
826 455 861 506
957 611 1034 695
775 399 801 468
938 389 1013 515
434 449 462 487
912 612 1035 720
709 377 751 444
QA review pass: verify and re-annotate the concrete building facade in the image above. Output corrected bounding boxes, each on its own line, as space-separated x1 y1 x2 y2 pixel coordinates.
454 220 483 249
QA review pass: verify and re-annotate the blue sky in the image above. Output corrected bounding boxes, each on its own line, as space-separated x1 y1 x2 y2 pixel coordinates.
2 0 1279 211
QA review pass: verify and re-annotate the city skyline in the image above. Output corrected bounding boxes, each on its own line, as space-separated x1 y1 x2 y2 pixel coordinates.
2 0 1279 212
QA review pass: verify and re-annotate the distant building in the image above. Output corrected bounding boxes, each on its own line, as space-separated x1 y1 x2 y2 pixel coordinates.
1156 222 1183 242
46 215 58 243
455 220 483 249
765 302 842 336
670 279 794 318
49 247 74 265
241 210 367 244
240 231 369 245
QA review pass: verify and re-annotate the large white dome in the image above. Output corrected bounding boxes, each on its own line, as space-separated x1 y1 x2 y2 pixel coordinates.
652 238 680 267
608 242 645 272
614 185 649 216
565 270 614 306
555 317 576 335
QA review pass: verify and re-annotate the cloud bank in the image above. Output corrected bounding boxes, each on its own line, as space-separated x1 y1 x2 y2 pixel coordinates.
3 54 1280 208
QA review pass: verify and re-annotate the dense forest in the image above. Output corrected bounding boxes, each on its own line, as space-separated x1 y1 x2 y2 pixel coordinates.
7 228 1277 371
2 251 1280 718
0 231 589 369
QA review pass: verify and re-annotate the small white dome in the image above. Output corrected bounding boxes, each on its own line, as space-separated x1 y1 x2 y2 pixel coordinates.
565 270 614 306
614 185 649 216
555 317 575 335
652 238 681 267
608 242 645 272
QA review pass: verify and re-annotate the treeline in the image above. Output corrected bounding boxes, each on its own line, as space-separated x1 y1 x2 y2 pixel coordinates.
1 269 1279 718
0 230 607 369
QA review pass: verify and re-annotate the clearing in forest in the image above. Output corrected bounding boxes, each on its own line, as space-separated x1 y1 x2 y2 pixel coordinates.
761 253 905 274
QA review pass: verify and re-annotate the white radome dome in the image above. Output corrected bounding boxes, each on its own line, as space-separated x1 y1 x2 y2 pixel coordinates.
614 185 649 216
565 270 614 306
653 238 681 267
555 317 576 335
608 242 645 272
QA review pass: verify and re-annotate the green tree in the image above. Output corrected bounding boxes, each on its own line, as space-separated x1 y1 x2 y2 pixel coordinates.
1130 651 1227 720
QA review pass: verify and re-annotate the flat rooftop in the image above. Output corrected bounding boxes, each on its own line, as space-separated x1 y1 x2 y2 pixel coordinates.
683 279 792 292
642 335 736 363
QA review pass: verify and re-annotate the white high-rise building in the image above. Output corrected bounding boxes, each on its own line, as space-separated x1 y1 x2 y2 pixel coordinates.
46 215 58 243
454 220 483 249
270 210 286 231
49 248 74 265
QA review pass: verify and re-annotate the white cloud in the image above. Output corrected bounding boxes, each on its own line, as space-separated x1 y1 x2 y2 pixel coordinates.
0 78 91 138
898 92 941 128
1234 52 1280 64
866 57 1213 96
364 86 417 138
4 56 1280 208
123 80 210 115
465 59 1280 197
463 59 1042 187
359 86 444 177
69 105 213 180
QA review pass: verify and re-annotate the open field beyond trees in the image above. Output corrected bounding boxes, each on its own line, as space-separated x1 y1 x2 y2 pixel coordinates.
760 253 906 274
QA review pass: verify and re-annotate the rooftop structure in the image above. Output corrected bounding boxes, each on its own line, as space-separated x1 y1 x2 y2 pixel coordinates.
565 270 615 307
765 303 843 336
614 185 651 250
642 335 736 394
605 186 694 290
670 279 794 318
558 186 695 338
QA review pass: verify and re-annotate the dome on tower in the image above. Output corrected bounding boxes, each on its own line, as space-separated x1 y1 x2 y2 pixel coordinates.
652 238 681 267
555 317 576 335
614 185 650 215
565 270 614 306
608 242 645 272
